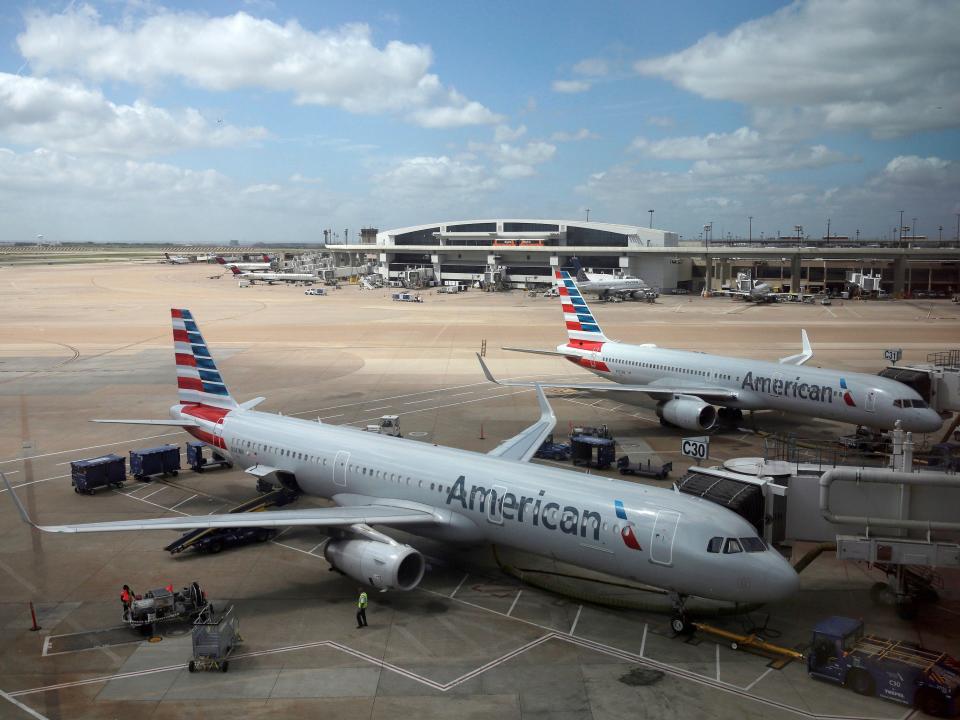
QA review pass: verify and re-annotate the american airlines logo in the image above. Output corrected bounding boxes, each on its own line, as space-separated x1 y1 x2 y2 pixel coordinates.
615 500 642 551
446 476 601 541
741 371 842 404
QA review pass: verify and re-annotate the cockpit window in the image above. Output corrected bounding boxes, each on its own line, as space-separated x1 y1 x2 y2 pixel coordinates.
740 537 766 552
911 399 928 409
707 537 723 553
723 538 743 554
896 398 930 409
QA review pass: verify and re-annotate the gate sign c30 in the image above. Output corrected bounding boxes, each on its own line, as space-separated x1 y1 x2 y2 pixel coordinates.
681 436 710 460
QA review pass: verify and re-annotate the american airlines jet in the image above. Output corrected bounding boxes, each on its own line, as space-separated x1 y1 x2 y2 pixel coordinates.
497 271 941 434
216 255 273 271
229 267 317 284
3 308 799 633
569 257 656 301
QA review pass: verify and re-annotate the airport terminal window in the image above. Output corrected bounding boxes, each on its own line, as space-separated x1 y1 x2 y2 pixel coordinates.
566 226 628 247
394 228 440 245
724 538 743 554
740 537 766 552
707 537 723 553
503 222 559 232
447 222 496 233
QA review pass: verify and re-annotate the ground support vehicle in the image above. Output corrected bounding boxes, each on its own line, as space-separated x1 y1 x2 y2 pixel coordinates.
364 415 401 437
617 456 672 479
189 605 241 673
165 487 298 554
808 616 960 716
71 454 125 494
391 292 423 303
124 581 209 636
186 441 232 473
570 434 615 469
534 438 572 461
129 445 180 481
304 288 326 296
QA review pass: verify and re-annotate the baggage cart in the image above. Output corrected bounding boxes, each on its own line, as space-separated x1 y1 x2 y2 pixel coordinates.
129 445 180 481
617 456 672 479
189 605 241 673
71 454 125 494
185 441 232 473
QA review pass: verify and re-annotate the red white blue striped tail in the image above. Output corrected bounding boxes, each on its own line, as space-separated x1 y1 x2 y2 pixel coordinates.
171 309 238 410
555 270 609 348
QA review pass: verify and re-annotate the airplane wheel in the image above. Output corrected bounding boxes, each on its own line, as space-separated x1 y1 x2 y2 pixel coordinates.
670 615 692 635
918 689 948 717
221 661 229 673
74 487 80 494
188 661 196 673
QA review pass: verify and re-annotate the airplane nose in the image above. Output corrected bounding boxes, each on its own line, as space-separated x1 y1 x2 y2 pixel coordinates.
761 553 800 602
907 410 944 434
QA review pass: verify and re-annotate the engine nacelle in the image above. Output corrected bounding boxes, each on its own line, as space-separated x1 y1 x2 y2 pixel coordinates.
324 539 425 591
658 396 717 431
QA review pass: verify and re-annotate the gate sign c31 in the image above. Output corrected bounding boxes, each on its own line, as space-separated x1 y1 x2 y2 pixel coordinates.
681 436 709 460
884 348 903 364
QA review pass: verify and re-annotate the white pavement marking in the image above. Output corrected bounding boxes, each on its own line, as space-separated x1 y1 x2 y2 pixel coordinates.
362 406 391 412
0 689 49 720
271 539 326 558
506 590 522 617
168 494 197 511
716 642 721 681
0 432 183 466
0 474 70 494
569 604 583 636
404 398 439 405
351 390 529 427
449 573 468 598
448 391 474 397
640 623 648 657
320 414 344 420
139 487 167 500
744 667 773 692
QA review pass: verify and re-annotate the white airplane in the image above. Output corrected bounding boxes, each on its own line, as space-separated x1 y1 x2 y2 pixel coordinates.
2 308 800 632
164 253 190 265
721 272 782 303
216 255 273 271
229 267 317 284
497 270 942 434
569 258 656 301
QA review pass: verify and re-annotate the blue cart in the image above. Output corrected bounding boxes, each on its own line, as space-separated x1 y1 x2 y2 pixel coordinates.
186 442 232 473
130 445 180 482
71 454 126 494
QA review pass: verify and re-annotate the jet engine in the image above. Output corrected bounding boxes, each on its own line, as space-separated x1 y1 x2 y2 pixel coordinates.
657 395 717 431
323 539 425 591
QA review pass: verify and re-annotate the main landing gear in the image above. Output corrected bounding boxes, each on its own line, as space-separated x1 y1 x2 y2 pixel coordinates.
669 593 694 635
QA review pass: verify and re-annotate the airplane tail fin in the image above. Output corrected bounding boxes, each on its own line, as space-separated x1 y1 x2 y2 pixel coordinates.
569 256 589 282
262 254 270 262
230 266 241 275
215 256 226 264
555 269 610 349
172 309 238 409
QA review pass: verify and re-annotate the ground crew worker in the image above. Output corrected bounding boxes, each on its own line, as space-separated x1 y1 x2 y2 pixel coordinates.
120 585 133 618
356 588 368 628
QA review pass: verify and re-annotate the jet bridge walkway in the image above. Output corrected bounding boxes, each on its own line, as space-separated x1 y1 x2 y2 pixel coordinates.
164 487 300 554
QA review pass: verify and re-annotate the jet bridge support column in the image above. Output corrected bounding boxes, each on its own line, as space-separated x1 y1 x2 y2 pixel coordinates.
893 256 906 297
703 253 712 295
790 254 802 294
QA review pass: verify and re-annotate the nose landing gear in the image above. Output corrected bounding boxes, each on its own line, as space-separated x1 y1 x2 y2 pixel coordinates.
669 593 694 635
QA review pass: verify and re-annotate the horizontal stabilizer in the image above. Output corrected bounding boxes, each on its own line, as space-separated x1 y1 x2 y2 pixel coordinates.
91 418 199 427
239 396 266 410
502 346 569 357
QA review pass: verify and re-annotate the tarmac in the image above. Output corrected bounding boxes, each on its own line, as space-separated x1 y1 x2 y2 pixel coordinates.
1 260 958 719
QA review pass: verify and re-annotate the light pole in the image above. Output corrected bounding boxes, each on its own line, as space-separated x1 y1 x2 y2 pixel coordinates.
826 218 831 240
748 215 752 243
956 213 960 247
939 225 943 242
898 210 904 245
856 228 860 242
648 209 654 228
585 208 590 221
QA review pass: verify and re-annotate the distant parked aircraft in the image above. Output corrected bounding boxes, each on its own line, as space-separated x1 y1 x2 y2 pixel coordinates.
569 257 656 300
230 267 316 284
164 253 190 264
216 256 272 272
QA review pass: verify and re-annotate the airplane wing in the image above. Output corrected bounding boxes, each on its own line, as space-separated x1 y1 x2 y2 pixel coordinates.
478 355 738 402
2 471 438 534
779 329 813 366
479 368 556 463
91 418 199 427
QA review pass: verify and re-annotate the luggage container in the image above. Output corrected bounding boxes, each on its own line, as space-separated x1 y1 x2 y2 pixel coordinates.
185 441 232 473
129 445 180 482
71 454 126 495
189 605 241 673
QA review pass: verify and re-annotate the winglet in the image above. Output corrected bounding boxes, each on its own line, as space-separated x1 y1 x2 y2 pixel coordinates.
2 471 37 528
779 329 813 366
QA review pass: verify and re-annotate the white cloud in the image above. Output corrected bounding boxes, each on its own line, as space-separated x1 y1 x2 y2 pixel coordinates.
646 115 674 128
552 80 591 94
0 73 267 156
572 58 609 77
550 128 598 142
18 5 499 128
373 155 497 196
634 0 960 138
875 155 952 186
631 126 849 174
494 124 527 142
467 139 557 178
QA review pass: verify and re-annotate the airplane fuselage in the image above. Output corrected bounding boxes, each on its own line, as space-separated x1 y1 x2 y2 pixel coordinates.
558 341 941 432
179 403 798 604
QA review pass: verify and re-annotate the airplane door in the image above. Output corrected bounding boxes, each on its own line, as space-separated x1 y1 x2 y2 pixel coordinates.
213 418 225 447
649 510 680 566
865 390 876 412
488 484 507 524
333 451 350 487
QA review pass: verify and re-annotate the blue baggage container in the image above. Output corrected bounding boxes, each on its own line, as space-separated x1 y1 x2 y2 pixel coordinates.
71 454 126 494
130 445 181 481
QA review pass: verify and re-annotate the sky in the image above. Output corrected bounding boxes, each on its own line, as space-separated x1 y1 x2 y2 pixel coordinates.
0 0 958 244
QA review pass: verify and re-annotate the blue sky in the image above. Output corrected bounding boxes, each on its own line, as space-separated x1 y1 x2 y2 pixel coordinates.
0 0 957 243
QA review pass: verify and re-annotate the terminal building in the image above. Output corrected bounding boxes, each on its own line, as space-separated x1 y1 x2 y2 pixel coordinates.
326 218 960 296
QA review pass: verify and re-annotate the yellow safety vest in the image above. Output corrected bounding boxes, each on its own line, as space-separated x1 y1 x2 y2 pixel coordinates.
358 592 368 609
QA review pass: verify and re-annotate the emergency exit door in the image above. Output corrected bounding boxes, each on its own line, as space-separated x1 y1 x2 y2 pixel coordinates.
333 451 349 487
649 510 680 565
